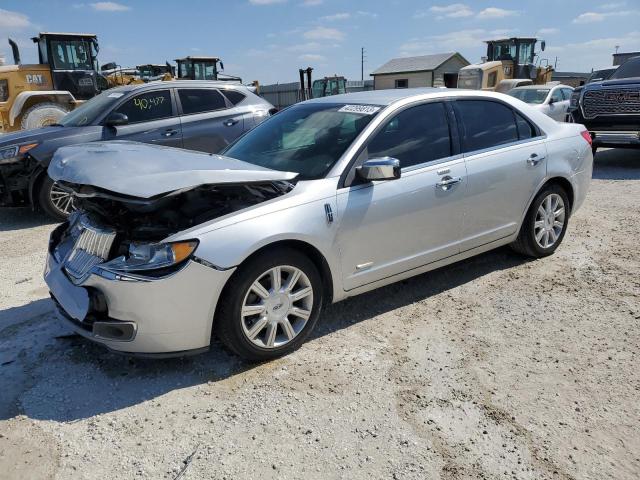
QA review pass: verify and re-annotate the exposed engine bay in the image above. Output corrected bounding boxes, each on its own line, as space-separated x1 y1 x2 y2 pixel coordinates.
60 180 294 244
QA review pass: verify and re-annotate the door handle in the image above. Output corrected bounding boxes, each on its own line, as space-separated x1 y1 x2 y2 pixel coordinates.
435 176 462 190
163 128 179 137
223 119 239 127
527 153 545 166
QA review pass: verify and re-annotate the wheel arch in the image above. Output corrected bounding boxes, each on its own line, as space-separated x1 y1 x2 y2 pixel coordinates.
223 239 335 306
9 91 75 126
543 176 574 212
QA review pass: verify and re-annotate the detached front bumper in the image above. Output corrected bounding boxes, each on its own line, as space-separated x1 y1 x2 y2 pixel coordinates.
45 227 236 356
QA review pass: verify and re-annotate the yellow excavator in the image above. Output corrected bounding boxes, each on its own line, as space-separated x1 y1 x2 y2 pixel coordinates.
0 32 105 133
458 37 554 92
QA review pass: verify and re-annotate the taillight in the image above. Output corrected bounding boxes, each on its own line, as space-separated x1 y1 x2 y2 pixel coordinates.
580 130 592 146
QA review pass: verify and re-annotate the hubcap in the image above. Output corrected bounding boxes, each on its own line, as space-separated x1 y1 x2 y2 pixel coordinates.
240 265 313 349
49 182 74 216
534 193 565 249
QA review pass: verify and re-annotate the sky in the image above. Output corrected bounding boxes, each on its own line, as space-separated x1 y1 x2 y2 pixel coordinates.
0 0 639 85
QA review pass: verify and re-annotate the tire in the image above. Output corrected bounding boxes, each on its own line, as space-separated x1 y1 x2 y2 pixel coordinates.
20 102 68 130
37 175 73 221
511 184 570 258
215 247 323 362
592 145 598 156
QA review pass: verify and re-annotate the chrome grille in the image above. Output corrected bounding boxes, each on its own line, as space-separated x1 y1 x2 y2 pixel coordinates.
64 221 116 280
583 87 640 119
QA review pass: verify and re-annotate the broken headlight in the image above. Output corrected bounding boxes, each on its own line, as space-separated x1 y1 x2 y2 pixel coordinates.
103 240 198 273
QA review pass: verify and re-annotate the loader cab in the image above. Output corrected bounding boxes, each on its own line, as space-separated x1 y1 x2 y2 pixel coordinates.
311 76 347 98
175 56 221 80
486 37 538 80
32 32 101 100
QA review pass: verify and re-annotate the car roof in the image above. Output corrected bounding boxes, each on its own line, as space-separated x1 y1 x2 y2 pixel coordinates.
304 88 443 106
107 80 251 94
511 84 572 90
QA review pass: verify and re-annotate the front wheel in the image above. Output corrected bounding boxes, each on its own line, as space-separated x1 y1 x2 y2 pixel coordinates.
38 175 73 221
215 248 323 362
511 185 570 258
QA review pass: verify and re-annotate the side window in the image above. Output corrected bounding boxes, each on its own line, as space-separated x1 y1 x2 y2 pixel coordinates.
114 90 172 124
561 88 573 100
487 71 498 88
367 102 451 169
515 112 537 140
222 89 246 105
551 89 564 103
455 100 518 152
178 89 227 115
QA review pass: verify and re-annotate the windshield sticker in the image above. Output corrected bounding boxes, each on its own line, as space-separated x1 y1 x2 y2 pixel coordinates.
108 92 124 98
338 105 381 115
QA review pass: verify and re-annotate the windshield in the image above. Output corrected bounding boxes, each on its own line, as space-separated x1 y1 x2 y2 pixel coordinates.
508 88 550 104
58 90 126 127
51 40 93 70
610 57 640 79
223 103 380 179
588 68 617 83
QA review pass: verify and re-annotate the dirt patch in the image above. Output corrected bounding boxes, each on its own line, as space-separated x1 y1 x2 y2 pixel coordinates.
0 149 638 479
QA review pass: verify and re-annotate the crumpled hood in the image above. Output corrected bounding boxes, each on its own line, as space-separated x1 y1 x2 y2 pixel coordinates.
48 141 297 198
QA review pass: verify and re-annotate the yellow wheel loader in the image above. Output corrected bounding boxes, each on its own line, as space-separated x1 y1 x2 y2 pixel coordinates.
458 37 554 92
0 32 107 133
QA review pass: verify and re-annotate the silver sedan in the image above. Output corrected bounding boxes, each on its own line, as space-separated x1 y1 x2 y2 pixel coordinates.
44 88 593 361
507 84 574 122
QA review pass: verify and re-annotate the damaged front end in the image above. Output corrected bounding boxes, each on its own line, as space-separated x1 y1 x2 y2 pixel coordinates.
44 141 298 355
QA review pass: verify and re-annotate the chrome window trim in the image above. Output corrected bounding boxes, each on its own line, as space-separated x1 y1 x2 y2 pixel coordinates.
460 135 548 159
451 97 546 156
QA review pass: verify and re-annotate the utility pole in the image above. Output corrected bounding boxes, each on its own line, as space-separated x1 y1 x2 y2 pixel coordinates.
361 47 365 83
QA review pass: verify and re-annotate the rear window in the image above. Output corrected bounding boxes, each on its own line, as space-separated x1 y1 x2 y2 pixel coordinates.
222 89 246 105
178 88 227 115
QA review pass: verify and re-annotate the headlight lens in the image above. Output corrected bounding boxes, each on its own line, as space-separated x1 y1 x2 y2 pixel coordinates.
103 240 198 273
0 145 19 162
0 143 39 165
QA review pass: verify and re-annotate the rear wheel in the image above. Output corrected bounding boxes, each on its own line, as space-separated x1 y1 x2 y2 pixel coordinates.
511 184 570 258
20 102 68 130
215 247 323 362
38 175 73 221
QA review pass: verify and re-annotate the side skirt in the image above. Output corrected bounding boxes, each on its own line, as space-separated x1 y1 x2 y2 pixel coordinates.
335 234 517 301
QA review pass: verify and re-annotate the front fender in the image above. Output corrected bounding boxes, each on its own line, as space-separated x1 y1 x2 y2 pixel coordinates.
171 193 344 300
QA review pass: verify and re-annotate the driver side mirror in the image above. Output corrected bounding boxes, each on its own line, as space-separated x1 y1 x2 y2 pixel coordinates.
356 157 401 182
104 112 128 127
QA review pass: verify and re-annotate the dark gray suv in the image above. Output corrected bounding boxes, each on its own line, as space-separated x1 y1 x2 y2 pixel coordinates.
0 81 274 219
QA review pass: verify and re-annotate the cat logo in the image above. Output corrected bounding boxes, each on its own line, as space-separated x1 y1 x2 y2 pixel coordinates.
26 74 46 85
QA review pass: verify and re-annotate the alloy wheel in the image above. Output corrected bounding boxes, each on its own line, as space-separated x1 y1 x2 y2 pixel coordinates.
534 193 565 249
49 182 74 216
240 265 314 349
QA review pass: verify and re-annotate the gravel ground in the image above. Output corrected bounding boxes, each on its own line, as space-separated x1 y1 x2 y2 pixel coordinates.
0 148 638 480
